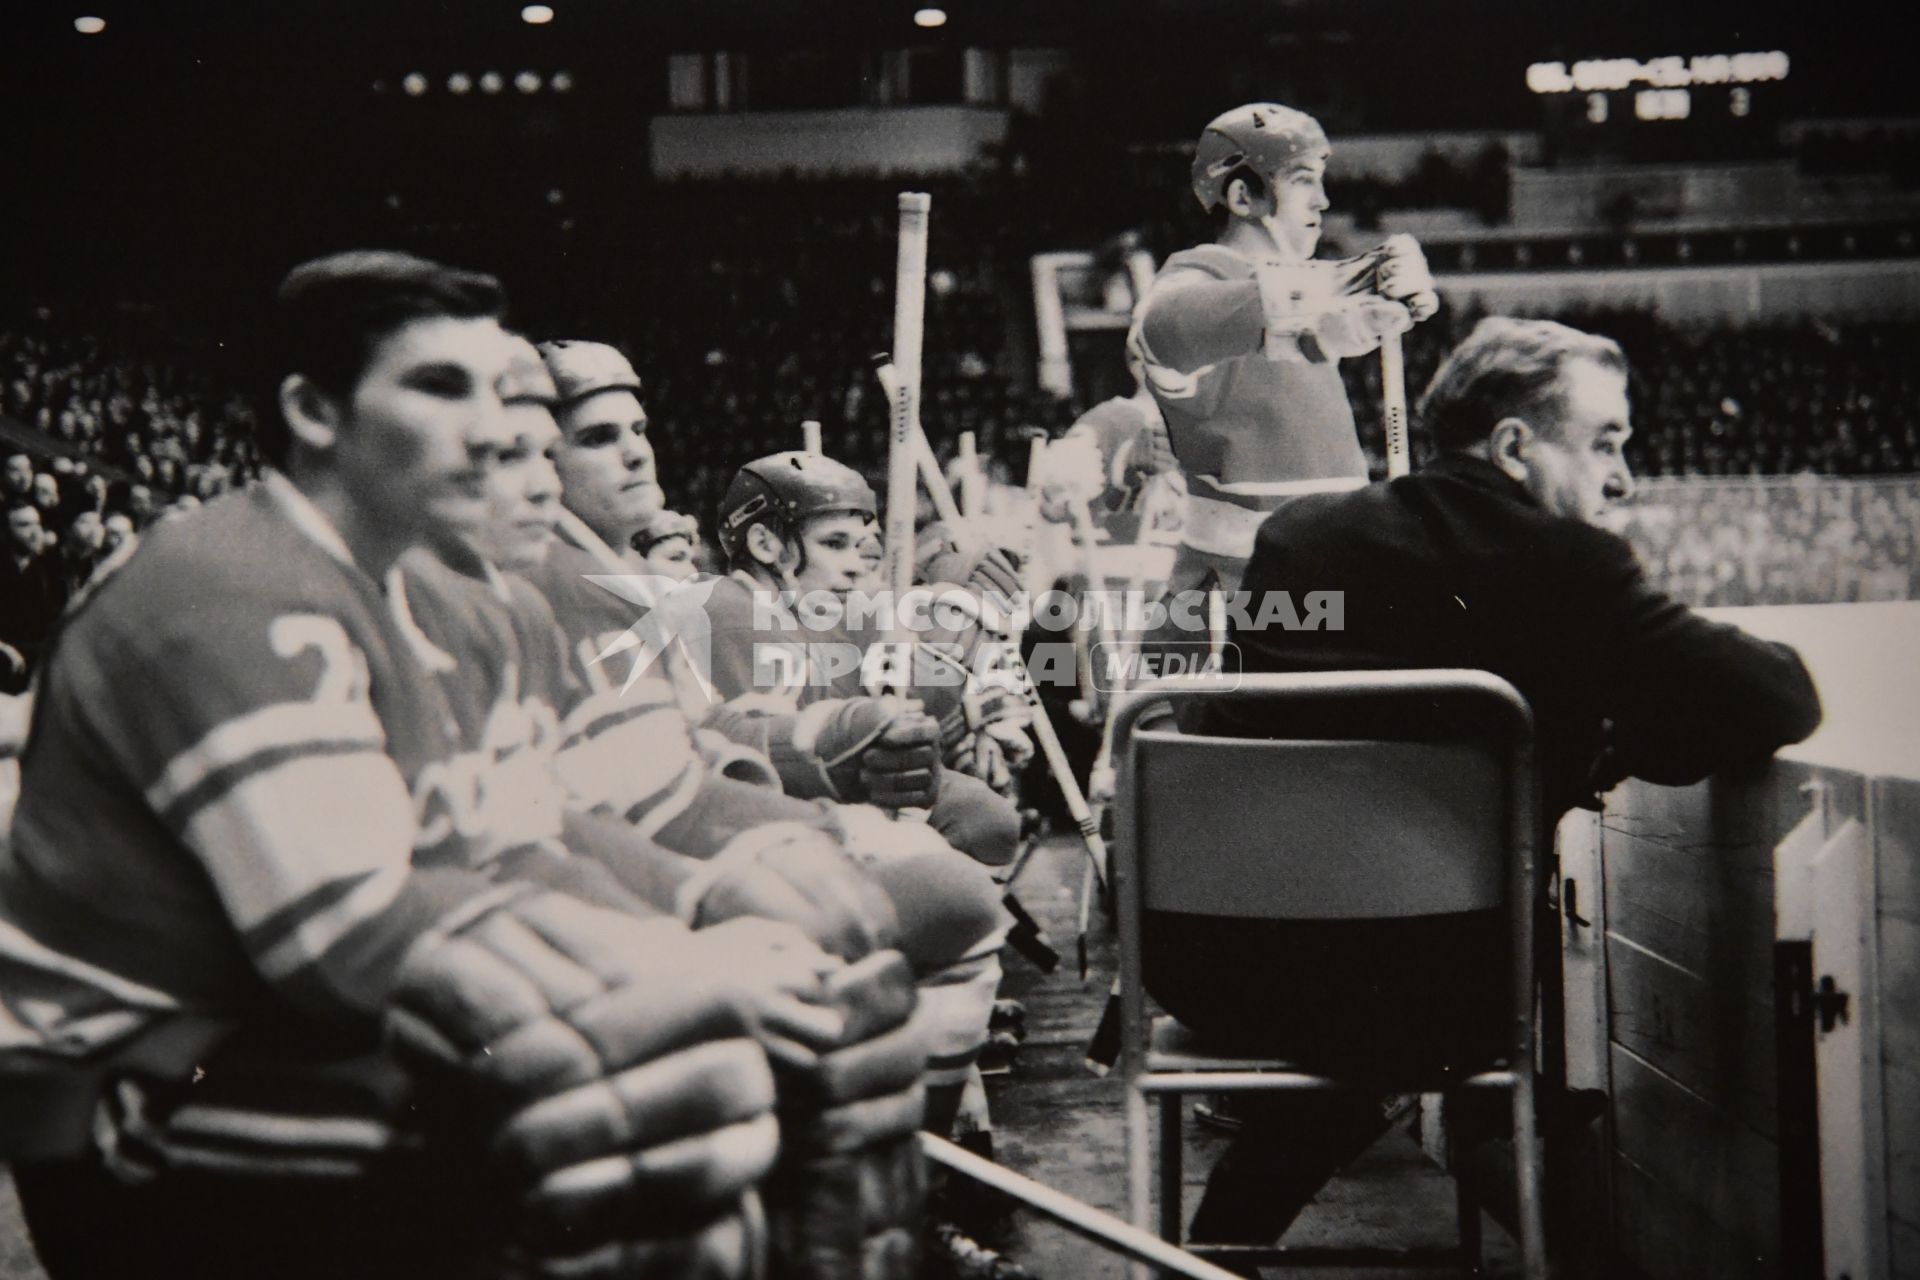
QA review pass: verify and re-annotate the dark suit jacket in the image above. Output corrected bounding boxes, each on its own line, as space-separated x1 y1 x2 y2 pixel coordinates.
1207 454 1823 820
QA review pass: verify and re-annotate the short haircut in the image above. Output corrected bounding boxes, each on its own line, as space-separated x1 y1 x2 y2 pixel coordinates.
1419 317 1627 454
254 250 508 467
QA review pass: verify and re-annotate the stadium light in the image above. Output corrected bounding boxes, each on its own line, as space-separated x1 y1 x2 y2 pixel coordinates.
913 8 947 28
74 15 106 34
521 4 554 23
402 72 429 97
479 71 504 94
448 71 473 94
514 70 542 93
550 70 574 92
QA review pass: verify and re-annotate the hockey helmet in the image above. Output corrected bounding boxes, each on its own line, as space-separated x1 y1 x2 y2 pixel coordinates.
536 340 643 408
1190 103 1330 211
718 451 877 563
500 336 558 405
633 508 699 554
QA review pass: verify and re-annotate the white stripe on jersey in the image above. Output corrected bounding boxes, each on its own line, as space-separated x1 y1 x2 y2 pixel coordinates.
1195 474 1369 498
554 697 702 821
252 864 411 984
146 699 388 818
632 758 705 840
179 752 414 938
0 918 183 1054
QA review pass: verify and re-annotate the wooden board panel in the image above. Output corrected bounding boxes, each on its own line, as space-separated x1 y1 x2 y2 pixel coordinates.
1614 1152 1778 1280
1875 776 1920 926
1887 1061 1920 1251
1607 935 1778 1139
1611 1044 1781 1258
1882 916 1920 1071
1890 1212 1920 1280
1602 824 1777 985
1559 808 1611 1094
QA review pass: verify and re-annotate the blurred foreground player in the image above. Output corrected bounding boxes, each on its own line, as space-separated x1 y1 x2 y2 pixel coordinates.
1132 102 1438 616
396 338 933 1280
1163 317 1823 1258
0 253 796 1279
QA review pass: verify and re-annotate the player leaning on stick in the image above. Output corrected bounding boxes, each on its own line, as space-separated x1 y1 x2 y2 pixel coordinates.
1132 102 1440 611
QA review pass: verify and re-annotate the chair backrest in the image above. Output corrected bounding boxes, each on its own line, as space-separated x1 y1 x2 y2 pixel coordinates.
1113 671 1536 927
1110 670 1540 1082
1132 729 1506 919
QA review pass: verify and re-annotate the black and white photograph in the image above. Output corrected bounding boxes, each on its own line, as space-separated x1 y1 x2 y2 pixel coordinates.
0 1 1914 1276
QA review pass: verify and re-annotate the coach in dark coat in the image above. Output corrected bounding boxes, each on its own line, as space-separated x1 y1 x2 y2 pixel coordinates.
1157 316 1823 1257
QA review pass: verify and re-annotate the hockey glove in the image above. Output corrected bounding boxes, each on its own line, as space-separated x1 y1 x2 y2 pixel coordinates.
1374 233 1440 322
914 519 1023 600
1309 296 1414 361
383 890 784 1274
680 820 900 964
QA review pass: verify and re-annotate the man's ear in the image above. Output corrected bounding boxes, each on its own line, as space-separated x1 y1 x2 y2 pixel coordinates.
278 374 342 454
1488 417 1533 483
1224 175 1269 219
744 522 786 569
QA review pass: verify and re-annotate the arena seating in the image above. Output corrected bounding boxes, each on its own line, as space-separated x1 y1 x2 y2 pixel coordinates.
3 176 1916 623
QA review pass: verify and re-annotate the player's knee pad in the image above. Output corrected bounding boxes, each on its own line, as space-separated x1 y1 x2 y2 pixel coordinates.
860 846 1010 977
927 772 1021 868
908 950 1003 1089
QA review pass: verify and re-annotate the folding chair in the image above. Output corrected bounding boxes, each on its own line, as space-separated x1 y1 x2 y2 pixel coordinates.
1110 671 1547 1280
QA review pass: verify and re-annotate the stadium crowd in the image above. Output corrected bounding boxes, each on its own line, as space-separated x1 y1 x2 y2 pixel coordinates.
4 175 1919 698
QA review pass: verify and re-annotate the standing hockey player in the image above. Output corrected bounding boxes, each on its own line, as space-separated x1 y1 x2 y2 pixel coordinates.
0 253 808 1279
1132 102 1440 614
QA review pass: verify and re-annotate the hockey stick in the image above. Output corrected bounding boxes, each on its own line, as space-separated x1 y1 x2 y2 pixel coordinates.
1067 496 1111 978
870 369 1111 901
872 357 963 526
887 193 931 614
957 431 983 517
921 1134 1246 1280
1381 331 1410 479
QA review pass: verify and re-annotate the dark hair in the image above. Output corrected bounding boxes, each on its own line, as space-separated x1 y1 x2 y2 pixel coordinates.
254 250 507 466
1418 317 1627 454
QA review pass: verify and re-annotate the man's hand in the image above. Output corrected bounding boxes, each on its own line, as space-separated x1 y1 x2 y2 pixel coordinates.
1033 432 1103 525
915 519 1022 598
1122 417 1178 489
684 917 848 1066
1312 296 1414 360
858 705 943 810
688 822 900 963
1375 233 1439 322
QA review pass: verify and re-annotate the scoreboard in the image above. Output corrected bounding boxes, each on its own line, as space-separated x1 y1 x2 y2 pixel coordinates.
1528 51 1791 161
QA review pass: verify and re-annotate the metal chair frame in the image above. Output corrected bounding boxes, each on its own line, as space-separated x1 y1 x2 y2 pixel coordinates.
1110 671 1548 1280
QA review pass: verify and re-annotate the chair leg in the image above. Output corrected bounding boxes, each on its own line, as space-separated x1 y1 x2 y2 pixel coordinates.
1124 1083 1155 1280
1510 1073 1549 1280
1454 1157 1484 1277
1158 1093 1184 1245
